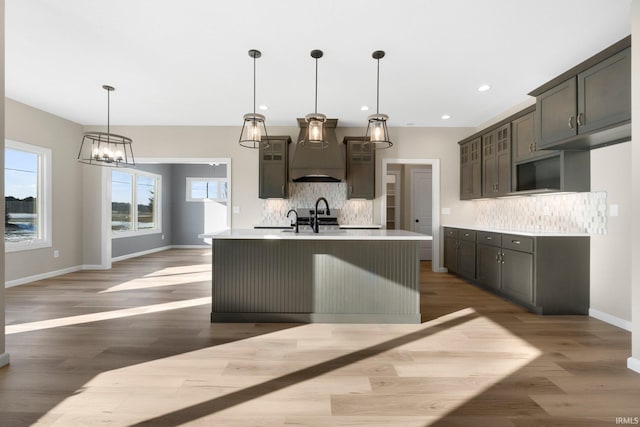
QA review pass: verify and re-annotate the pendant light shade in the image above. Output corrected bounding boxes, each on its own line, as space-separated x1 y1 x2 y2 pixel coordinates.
77 85 135 167
300 49 328 149
239 49 269 149
364 50 393 149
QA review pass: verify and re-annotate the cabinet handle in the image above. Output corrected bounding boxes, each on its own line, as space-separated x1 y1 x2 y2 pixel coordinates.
568 115 575 129
282 185 285 194
349 185 353 195
528 143 533 152
496 253 500 263
501 252 505 264
577 112 584 126
512 240 521 245
486 236 493 240
464 233 469 237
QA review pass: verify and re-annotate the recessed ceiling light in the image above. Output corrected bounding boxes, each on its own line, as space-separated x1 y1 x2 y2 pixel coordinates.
361 106 370 111
478 84 491 92
258 105 268 111
441 114 451 120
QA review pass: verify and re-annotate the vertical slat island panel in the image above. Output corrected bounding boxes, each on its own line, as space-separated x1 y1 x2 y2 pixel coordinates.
210 234 424 324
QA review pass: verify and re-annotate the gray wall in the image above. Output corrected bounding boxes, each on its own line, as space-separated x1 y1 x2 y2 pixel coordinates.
171 163 227 246
111 163 173 258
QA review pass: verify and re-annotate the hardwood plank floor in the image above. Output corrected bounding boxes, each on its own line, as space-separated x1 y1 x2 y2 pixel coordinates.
1 248 638 426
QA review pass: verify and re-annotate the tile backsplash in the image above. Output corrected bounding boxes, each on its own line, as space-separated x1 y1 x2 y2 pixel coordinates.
474 192 607 234
260 183 374 225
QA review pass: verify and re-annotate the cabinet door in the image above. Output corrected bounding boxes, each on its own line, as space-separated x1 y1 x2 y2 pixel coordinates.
495 124 511 196
577 47 631 135
481 132 496 196
259 137 289 199
346 139 375 199
458 240 476 280
461 138 482 200
536 78 578 149
501 248 534 304
444 237 458 273
476 244 501 291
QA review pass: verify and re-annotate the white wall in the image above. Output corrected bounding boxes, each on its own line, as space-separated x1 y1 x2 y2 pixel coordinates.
1 0 7 367
4 99 84 282
630 0 640 372
590 142 632 326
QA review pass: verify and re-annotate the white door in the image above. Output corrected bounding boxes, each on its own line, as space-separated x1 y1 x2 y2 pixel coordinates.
411 168 432 260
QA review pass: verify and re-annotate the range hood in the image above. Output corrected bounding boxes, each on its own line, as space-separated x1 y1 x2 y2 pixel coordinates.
290 118 345 182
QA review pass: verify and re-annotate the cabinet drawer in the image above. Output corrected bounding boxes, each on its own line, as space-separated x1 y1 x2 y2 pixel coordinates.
501 234 534 253
477 231 501 247
444 227 458 239
459 229 476 242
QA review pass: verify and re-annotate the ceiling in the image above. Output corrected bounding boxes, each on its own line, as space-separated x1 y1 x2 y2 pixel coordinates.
5 0 632 128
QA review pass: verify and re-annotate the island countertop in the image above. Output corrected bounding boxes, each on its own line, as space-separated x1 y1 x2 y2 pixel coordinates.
201 228 432 241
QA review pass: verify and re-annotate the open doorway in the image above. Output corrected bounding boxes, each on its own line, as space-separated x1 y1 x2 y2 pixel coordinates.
101 157 232 266
382 159 440 271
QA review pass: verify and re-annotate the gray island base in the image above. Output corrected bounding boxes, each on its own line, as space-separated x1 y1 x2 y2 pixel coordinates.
203 229 432 324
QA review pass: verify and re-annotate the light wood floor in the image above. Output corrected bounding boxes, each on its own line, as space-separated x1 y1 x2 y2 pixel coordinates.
1 248 638 426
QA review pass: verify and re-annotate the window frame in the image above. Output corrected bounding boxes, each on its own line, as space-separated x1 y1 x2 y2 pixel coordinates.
4 139 52 253
111 168 162 239
186 177 228 203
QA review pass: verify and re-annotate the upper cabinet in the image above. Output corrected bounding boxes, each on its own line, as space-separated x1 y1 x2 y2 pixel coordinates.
344 137 375 200
460 137 481 200
259 135 291 199
482 123 511 197
512 111 553 164
530 37 631 150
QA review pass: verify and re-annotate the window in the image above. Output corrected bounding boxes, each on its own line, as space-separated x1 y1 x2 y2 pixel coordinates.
186 177 228 203
111 169 161 237
4 140 52 252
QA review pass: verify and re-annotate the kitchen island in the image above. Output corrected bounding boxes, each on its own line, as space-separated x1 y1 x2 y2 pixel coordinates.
201 229 432 323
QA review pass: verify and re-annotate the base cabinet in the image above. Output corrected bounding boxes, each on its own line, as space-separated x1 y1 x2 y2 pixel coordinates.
443 227 476 280
447 227 589 315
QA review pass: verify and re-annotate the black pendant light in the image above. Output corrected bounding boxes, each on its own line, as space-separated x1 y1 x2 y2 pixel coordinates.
364 50 393 149
239 49 269 149
77 85 135 167
301 49 328 149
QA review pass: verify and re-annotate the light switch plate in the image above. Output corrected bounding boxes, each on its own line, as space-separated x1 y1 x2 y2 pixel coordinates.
609 204 619 217
233 206 240 214
441 207 451 215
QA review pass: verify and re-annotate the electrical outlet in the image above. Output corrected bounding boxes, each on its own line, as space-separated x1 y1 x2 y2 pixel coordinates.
609 204 619 217
53 249 60 258
161 234 165 240
233 206 240 214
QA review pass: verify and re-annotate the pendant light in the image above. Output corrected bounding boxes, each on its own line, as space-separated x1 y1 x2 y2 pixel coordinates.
301 49 328 149
239 49 269 149
364 50 393 149
77 85 135 167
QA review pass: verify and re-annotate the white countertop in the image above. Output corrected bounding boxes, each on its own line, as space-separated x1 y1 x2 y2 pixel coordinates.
202 229 432 241
442 224 590 237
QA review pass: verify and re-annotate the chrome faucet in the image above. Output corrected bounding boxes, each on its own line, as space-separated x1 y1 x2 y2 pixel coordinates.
286 209 299 233
311 197 330 233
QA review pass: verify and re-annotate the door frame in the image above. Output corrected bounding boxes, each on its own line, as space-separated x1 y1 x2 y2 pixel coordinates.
381 158 442 272
100 157 232 269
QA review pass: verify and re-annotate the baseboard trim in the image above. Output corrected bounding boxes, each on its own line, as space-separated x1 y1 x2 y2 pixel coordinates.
628 357 640 374
82 264 111 270
112 245 172 263
5 265 83 288
170 244 211 249
589 308 632 331
0 352 10 368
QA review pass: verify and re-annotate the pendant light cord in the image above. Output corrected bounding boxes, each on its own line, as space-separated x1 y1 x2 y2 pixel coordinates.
314 56 318 114
376 57 380 115
107 88 110 134
253 54 257 116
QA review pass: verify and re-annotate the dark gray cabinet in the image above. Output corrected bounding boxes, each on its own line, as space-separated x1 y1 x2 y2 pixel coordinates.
482 124 511 197
259 135 291 199
512 111 552 164
460 137 481 200
344 137 375 200
533 42 631 150
447 227 590 315
443 227 475 280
